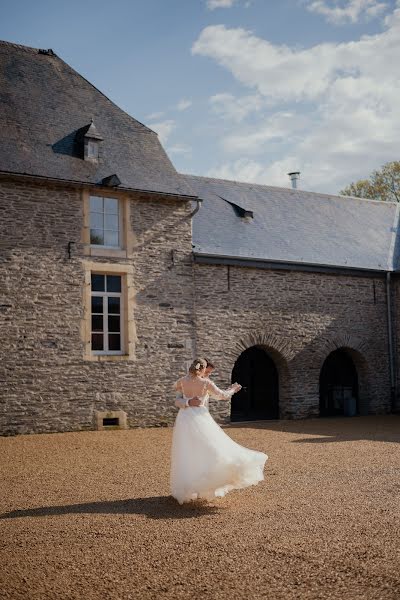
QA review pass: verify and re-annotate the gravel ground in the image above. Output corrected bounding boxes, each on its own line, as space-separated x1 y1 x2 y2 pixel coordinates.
1 415 399 600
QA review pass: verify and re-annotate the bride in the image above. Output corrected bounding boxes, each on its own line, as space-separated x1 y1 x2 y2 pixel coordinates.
170 358 268 505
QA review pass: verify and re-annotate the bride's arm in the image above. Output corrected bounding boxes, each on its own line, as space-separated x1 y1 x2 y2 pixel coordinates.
206 379 241 401
173 380 189 409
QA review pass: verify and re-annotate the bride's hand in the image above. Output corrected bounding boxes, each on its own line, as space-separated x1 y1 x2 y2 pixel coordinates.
231 383 242 393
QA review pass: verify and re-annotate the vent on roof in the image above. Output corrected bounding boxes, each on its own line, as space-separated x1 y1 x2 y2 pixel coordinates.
288 171 300 189
217 194 253 219
38 48 56 57
102 174 121 187
84 119 103 162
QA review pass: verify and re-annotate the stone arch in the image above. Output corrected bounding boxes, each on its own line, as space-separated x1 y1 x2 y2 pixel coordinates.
314 334 369 368
316 335 370 415
226 332 292 420
224 331 296 365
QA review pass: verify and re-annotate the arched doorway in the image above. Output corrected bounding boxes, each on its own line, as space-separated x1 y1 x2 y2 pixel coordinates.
319 349 359 416
231 346 279 422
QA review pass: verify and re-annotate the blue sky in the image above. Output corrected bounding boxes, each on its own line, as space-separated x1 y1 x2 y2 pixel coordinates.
1 0 399 193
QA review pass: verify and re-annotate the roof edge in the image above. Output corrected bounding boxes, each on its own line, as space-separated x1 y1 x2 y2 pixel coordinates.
193 252 391 276
0 39 43 53
0 170 198 200
55 54 155 135
0 39 156 135
183 173 399 207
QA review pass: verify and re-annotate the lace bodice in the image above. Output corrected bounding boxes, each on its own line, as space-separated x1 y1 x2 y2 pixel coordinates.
174 375 235 409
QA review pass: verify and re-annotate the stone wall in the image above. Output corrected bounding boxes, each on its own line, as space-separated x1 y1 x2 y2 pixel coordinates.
0 176 395 435
0 177 195 435
192 263 392 423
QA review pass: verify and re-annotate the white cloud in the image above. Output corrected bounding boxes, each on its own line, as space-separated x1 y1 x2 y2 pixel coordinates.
193 23 399 103
207 158 265 181
209 93 264 122
306 0 388 24
192 6 400 192
145 111 165 121
206 0 235 9
206 0 252 9
221 112 310 153
147 120 175 144
167 144 192 156
176 99 192 111
207 157 302 188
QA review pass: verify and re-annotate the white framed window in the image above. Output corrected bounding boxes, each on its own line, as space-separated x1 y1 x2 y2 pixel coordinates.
89 196 121 248
91 273 123 355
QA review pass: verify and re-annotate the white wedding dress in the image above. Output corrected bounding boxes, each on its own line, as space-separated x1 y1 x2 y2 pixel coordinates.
170 375 268 505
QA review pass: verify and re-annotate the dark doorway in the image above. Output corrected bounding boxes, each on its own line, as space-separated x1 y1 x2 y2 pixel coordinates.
319 349 359 417
231 346 279 422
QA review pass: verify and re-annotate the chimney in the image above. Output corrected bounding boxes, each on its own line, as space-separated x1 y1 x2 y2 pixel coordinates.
288 171 300 189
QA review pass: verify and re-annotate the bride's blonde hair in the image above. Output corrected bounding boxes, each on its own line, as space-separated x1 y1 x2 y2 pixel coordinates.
188 358 207 376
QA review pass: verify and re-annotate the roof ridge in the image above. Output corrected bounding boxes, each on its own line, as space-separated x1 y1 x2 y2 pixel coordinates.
0 38 155 135
0 39 45 53
183 173 398 206
55 54 155 135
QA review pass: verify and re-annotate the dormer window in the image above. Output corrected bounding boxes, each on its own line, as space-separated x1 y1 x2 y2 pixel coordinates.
87 140 99 159
83 118 103 162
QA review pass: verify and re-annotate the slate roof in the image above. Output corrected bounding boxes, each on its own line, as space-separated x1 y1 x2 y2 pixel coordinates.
0 41 194 198
187 175 400 272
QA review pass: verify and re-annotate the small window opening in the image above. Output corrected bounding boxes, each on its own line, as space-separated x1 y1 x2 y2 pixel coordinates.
103 417 120 427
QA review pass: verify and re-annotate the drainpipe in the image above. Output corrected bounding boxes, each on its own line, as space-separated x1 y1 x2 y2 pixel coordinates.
190 198 203 218
386 272 396 411
190 198 202 359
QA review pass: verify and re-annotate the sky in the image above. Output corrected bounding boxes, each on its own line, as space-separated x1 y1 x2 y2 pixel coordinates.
1 0 399 194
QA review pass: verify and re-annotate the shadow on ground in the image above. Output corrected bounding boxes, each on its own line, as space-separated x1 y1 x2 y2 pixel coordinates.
0 495 226 521
225 415 400 444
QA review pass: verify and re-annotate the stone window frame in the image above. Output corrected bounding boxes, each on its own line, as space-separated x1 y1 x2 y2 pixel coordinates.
82 260 136 362
91 273 124 356
82 189 133 259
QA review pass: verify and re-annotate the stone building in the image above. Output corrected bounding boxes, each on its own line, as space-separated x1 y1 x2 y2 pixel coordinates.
0 40 399 435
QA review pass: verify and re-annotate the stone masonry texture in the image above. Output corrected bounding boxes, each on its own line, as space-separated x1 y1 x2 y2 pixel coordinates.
0 176 395 435
0 177 195 435
193 263 392 424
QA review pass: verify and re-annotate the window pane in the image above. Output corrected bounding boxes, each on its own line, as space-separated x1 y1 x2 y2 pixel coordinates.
106 275 121 293
108 334 121 351
104 198 119 214
108 315 120 332
91 315 103 332
104 230 119 247
108 296 120 314
88 141 98 158
90 196 103 212
90 230 104 245
91 296 103 313
91 274 105 291
92 333 104 351
104 214 119 230
90 212 103 230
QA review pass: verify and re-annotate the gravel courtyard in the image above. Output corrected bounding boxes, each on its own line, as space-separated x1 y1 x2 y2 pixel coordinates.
1 415 399 600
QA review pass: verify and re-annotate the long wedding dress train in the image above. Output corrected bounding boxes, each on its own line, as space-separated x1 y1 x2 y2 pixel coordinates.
170 377 268 505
